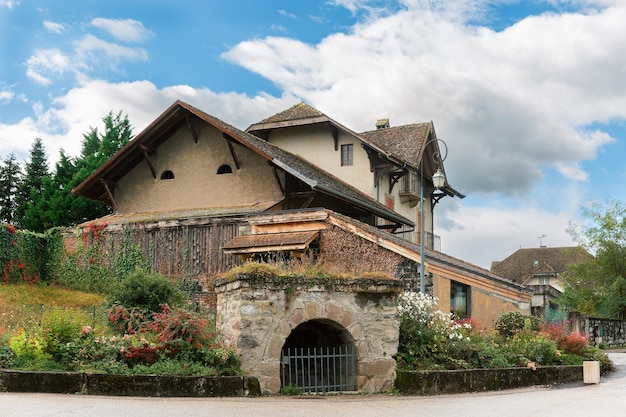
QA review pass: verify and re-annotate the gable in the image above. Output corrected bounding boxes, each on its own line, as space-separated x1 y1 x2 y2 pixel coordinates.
115 118 285 214
491 246 593 283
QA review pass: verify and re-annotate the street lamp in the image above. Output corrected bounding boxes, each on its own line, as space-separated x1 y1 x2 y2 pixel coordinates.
419 139 448 293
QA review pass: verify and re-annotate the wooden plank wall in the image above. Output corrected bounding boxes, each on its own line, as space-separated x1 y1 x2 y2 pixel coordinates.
95 218 244 279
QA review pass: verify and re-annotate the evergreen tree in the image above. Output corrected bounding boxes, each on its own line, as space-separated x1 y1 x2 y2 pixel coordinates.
42 111 134 227
16 138 50 231
0 153 23 224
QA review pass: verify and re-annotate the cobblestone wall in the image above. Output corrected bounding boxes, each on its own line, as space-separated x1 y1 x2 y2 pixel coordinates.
215 274 403 394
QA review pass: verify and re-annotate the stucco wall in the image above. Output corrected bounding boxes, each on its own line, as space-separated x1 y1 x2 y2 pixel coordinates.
268 125 374 197
115 121 284 213
434 275 529 329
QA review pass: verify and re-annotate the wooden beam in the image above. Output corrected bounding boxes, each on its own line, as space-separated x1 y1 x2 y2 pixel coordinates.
272 165 284 196
141 148 157 179
328 123 339 151
184 113 199 143
223 133 241 170
100 178 118 213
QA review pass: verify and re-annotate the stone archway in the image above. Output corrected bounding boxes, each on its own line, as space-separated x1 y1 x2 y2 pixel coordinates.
280 319 357 393
215 275 402 394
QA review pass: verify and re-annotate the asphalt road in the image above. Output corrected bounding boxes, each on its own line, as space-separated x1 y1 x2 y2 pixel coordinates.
2 353 625 417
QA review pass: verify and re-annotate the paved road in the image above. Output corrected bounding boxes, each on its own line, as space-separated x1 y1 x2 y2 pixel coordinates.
2 353 626 417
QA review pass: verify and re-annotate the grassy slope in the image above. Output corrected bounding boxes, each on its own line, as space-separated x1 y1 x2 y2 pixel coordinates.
0 284 105 337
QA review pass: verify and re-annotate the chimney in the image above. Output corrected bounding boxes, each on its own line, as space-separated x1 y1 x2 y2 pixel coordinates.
375 118 390 129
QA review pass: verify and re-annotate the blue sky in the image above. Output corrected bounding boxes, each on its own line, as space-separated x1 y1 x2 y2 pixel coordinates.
1 0 625 269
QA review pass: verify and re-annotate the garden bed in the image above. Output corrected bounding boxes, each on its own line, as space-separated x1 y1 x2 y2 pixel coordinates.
396 365 583 395
0 369 261 397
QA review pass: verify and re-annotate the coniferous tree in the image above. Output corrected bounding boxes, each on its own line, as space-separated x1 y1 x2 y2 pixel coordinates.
0 153 23 224
15 138 50 231
43 111 133 227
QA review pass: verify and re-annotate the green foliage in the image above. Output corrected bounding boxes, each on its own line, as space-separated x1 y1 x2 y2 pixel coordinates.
282 383 304 395
582 347 614 374
15 138 50 232
0 153 22 224
398 294 605 371
48 225 154 295
564 199 626 318
41 309 86 361
1 224 47 285
109 270 183 313
495 311 541 338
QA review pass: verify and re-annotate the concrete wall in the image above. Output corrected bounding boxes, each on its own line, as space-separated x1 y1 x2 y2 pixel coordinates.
396 366 583 395
215 274 403 394
116 120 284 213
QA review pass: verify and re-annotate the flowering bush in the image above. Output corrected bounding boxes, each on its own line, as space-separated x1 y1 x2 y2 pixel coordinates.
396 292 607 371
398 292 478 370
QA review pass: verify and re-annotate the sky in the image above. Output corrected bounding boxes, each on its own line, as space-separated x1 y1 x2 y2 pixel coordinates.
1 0 625 270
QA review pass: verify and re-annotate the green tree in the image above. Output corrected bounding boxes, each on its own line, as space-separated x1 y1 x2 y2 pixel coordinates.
15 138 51 231
41 111 133 227
562 199 626 318
0 153 23 224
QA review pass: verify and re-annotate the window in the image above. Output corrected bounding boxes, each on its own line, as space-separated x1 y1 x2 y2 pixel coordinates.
217 164 233 174
160 170 174 180
539 276 550 285
341 144 353 166
450 281 471 318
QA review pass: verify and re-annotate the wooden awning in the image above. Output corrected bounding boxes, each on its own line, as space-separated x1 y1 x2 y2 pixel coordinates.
222 231 319 255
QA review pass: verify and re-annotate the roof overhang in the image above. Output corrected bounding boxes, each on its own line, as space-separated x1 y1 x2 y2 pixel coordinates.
223 231 319 255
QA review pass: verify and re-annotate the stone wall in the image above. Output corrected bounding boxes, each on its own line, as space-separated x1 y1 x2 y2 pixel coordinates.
573 314 626 347
396 365 583 395
215 274 403 394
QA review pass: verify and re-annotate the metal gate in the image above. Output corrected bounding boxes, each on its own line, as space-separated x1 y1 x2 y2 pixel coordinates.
280 345 358 393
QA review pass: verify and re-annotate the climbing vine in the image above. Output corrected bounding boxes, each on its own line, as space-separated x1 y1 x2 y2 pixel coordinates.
1 224 45 285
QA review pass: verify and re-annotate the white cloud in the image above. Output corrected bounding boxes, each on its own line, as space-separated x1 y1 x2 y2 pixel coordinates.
279 9 297 19
0 90 14 103
75 34 149 67
90 18 154 43
0 80 296 167
0 0 18 9
25 49 70 85
270 24 288 33
436 200 578 269
222 2 626 198
44 20 65 34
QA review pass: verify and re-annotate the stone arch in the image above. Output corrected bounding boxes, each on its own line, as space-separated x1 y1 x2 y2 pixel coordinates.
280 319 358 392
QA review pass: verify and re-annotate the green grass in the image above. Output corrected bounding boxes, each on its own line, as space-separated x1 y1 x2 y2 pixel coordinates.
0 284 106 339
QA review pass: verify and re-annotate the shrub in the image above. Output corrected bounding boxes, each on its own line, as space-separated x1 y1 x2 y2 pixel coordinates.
583 347 615 374
42 309 85 361
559 332 588 355
109 269 183 312
495 312 541 337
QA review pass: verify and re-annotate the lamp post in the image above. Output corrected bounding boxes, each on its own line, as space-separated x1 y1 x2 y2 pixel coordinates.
419 139 448 293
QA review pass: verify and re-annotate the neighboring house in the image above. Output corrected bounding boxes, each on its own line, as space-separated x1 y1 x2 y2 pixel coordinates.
491 246 593 318
72 99 531 328
247 102 465 249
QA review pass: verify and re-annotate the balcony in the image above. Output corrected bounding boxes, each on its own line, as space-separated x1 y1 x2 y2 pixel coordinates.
399 172 420 207
396 230 441 251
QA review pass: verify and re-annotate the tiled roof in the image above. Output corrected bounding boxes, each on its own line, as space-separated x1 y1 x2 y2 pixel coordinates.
255 102 325 124
73 100 413 229
490 246 593 283
360 123 432 169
